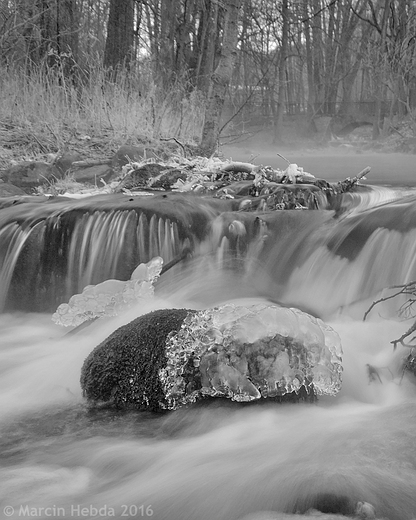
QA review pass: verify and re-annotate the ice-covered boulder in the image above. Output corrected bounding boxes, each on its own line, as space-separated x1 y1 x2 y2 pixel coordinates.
52 257 163 327
80 303 343 410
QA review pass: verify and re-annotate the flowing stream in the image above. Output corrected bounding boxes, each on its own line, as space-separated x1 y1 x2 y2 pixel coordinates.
1 157 416 520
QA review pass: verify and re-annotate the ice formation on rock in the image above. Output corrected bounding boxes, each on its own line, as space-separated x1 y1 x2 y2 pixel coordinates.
159 303 343 409
52 257 163 327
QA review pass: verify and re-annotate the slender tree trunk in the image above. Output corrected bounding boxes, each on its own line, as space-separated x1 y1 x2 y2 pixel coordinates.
311 0 324 113
145 1 159 78
20 0 42 67
159 0 177 85
56 0 79 58
103 0 134 71
303 1 315 117
339 19 370 116
274 0 289 143
324 0 337 114
196 0 219 93
200 0 242 155
372 0 391 139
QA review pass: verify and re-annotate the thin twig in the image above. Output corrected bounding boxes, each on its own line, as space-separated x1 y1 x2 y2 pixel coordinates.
363 282 416 321
45 123 60 148
160 137 186 157
31 133 48 154
391 321 416 350
276 153 291 165
363 280 416 350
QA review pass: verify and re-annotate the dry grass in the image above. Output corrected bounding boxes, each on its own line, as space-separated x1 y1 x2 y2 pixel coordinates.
0 65 206 168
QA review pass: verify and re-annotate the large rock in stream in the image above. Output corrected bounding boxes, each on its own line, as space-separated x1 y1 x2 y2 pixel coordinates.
80 303 343 410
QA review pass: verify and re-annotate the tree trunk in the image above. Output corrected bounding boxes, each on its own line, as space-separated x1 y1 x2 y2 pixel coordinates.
372 0 391 139
56 0 79 58
311 0 324 114
274 0 289 143
196 0 219 93
303 1 315 117
200 0 242 155
339 19 371 117
158 0 177 86
104 0 134 71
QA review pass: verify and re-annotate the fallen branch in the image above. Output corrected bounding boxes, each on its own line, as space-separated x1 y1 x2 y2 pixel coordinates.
390 324 416 350
335 166 371 193
364 280 416 350
363 281 416 322
71 159 112 168
276 153 290 165
221 161 258 173
160 242 192 275
160 137 187 157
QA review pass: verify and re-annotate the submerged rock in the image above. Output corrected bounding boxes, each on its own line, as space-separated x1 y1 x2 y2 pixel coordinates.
80 303 343 410
236 514 351 520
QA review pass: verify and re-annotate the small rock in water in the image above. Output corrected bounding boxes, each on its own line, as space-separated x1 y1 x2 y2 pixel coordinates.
236 512 349 520
355 501 376 519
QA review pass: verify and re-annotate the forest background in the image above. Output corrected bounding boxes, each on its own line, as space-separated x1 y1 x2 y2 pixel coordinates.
1 0 416 165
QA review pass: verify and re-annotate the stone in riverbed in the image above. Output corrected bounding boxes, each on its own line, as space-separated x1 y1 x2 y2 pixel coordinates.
0 161 62 193
115 163 186 191
80 303 343 410
0 181 27 197
111 145 158 169
55 151 83 174
72 164 114 184
236 513 352 520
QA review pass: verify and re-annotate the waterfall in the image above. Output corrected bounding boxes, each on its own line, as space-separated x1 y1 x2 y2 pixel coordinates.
2 190 416 316
0 205 186 312
1 179 416 520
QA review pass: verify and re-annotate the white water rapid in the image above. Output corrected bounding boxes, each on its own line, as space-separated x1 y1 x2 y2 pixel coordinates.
0 164 416 520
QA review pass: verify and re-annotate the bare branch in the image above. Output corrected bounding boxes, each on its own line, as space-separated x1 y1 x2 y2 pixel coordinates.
363 281 416 321
363 280 416 351
301 0 338 24
391 321 416 350
160 137 187 157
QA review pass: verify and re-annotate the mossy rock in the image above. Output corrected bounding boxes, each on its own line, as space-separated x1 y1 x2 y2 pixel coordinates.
80 308 192 410
80 303 343 411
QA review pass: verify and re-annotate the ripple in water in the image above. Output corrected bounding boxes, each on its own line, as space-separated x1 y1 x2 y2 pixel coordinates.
0 301 415 520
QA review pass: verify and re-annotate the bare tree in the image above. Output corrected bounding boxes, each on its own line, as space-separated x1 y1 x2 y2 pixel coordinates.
200 0 242 154
274 0 289 142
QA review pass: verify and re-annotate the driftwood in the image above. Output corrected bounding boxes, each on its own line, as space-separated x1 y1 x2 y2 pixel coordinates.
334 166 371 193
71 159 112 168
220 162 260 174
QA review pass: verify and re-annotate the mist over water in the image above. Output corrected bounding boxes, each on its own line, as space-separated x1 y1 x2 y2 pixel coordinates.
1 154 416 520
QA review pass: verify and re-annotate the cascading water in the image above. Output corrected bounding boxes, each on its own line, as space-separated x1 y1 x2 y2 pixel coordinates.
0 195 212 312
1 176 416 520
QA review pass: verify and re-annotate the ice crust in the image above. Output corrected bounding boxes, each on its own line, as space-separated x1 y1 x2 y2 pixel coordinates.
52 257 163 327
160 303 343 409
